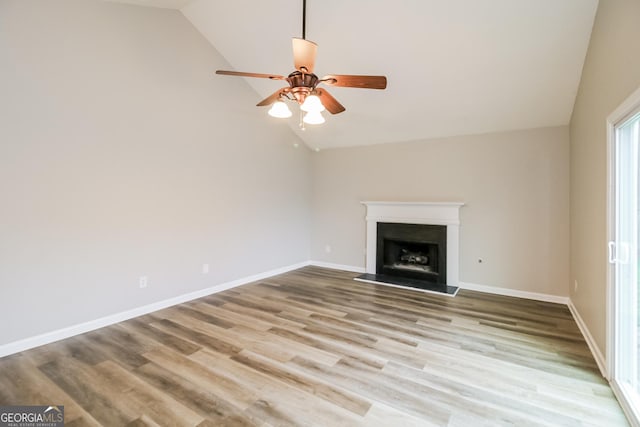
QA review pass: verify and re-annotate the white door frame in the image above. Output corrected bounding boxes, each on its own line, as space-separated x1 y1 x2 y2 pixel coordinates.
607 85 640 426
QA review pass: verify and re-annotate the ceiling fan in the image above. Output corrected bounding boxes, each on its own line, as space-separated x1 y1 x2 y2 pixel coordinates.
215 0 387 126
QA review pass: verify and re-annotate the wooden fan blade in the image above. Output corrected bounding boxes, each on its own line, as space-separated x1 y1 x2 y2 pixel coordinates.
321 74 387 89
292 38 317 73
256 88 290 107
216 70 286 80
316 88 346 114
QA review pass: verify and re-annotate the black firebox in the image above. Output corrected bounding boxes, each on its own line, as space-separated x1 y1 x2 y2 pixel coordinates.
356 222 457 295
377 222 447 284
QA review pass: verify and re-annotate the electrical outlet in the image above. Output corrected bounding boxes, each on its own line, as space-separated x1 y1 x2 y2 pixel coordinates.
325 245 332 253
202 263 209 274
574 279 578 292
139 276 148 289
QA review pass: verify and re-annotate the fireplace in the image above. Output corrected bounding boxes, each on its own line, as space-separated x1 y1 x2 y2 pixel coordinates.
356 201 463 296
377 222 446 284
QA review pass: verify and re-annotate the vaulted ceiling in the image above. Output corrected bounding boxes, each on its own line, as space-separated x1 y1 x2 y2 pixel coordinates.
107 0 599 150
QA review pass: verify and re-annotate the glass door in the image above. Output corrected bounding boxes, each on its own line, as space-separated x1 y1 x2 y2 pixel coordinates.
609 94 640 425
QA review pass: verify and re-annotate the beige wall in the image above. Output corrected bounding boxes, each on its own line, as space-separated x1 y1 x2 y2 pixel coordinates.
311 127 570 296
570 0 640 354
0 0 310 345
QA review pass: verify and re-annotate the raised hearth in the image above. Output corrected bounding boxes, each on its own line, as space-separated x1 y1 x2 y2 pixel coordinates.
356 273 459 295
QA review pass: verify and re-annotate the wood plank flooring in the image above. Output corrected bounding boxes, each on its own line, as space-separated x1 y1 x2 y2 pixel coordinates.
0 266 629 426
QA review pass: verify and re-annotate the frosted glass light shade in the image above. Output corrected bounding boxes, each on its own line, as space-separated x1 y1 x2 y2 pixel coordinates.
300 95 325 113
268 101 292 118
303 111 325 125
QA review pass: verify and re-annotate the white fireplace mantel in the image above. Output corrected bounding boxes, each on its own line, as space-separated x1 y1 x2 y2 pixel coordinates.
362 201 464 286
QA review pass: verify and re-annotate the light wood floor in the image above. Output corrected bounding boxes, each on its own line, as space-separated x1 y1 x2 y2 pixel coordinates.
0 267 629 426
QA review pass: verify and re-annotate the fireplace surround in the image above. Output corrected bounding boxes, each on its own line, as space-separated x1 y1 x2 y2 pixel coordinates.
357 201 463 296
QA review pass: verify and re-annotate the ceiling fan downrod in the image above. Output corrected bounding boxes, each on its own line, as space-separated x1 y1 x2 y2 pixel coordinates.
302 0 306 40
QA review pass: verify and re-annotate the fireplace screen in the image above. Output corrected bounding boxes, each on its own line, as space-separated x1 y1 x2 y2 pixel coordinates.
376 222 446 284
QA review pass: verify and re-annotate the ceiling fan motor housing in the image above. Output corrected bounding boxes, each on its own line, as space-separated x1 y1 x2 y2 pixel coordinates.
288 71 319 103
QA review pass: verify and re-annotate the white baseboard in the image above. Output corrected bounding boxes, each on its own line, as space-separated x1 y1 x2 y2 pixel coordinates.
568 298 608 379
0 261 611 386
0 261 309 359
459 282 608 380
308 261 366 273
458 281 570 305
611 380 640 427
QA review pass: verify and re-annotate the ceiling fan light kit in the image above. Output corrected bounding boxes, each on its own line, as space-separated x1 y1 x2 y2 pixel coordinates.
215 0 387 127
300 94 325 113
303 110 326 125
268 101 293 118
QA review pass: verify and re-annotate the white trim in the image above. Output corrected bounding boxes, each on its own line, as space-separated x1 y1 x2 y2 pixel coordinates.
0 261 309 358
353 277 459 297
365 216 460 226
458 281 609 380
309 261 365 273
607 86 640 126
607 99 617 383
607 85 640 386
458 281 569 305
0 258 614 394
361 201 465 207
568 299 608 379
611 380 640 427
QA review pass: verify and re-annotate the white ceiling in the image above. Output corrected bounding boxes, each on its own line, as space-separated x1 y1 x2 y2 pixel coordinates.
108 0 599 150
